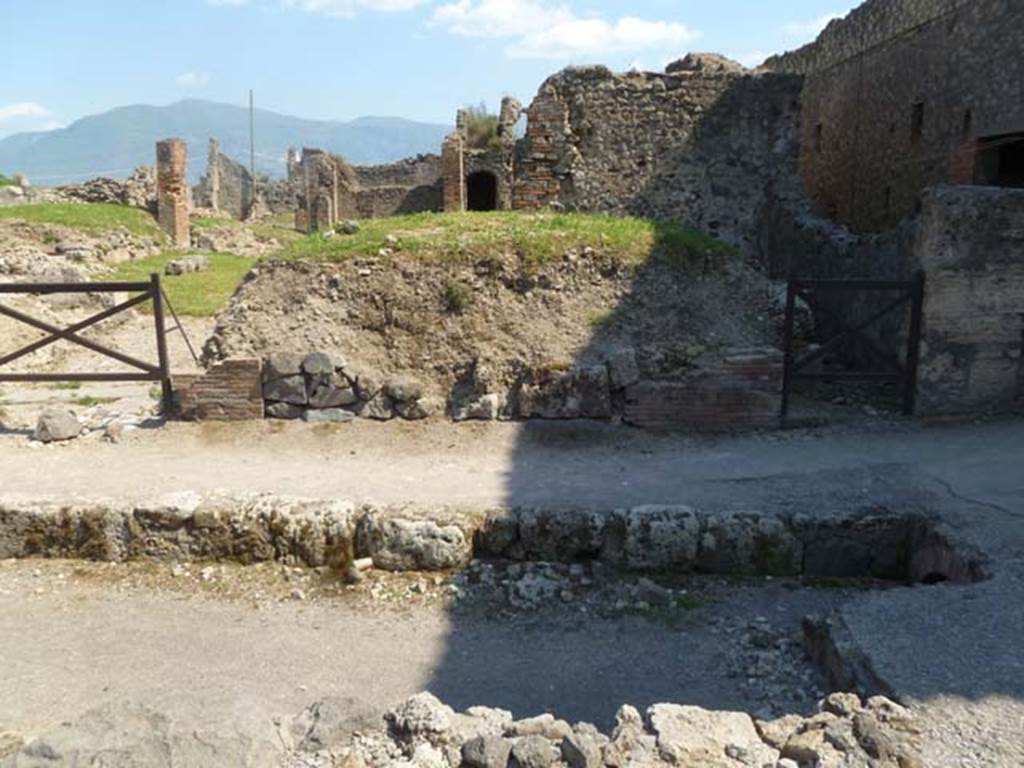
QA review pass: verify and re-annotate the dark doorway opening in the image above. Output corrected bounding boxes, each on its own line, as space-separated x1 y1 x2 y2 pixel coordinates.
466 171 498 211
975 133 1024 188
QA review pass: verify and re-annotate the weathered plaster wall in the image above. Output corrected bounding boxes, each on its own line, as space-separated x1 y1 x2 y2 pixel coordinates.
915 186 1024 417
513 55 803 253
766 0 1024 233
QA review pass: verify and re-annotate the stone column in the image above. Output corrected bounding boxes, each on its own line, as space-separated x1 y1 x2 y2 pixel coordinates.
156 138 190 247
207 138 221 212
441 133 465 213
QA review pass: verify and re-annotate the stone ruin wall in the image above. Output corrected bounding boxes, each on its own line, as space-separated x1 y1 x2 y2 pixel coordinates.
765 0 1024 233
296 151 447 231
194 139 299 220
351 154 443 218
512 56 803 254
193 139 255 220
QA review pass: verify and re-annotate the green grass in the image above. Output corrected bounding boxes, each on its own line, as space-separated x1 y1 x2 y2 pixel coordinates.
106 251 255 316
277 211 731 270
50 381 82 391
190 215 234 230
0 173 15 188
0 203 164 238
72 395 119 408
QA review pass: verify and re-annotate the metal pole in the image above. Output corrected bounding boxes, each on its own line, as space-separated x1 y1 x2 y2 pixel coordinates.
779 277 797 423
150 273 174 416
249 89 257 214
902 270 926 416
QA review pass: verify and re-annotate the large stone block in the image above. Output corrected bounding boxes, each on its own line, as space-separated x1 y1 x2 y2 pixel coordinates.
617 506 700 571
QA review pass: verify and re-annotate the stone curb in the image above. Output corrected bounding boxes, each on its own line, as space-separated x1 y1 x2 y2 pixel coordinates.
0 494 984 582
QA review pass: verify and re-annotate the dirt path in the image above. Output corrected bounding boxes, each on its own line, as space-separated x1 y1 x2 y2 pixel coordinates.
0 417 1020 513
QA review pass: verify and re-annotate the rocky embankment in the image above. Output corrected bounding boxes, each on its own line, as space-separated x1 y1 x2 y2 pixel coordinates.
0 691 922 767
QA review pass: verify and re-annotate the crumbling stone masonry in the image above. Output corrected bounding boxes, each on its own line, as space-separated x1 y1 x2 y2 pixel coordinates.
295 149 440 232
766 0 1024 233
155 138 190 247
351 154 442 217
512 55 802 253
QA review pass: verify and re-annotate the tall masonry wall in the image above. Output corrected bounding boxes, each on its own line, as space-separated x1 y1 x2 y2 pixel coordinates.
766 0 1024 233
512 55 803 253
915 186 1024 418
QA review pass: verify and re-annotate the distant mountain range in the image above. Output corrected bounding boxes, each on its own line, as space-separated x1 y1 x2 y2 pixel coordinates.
0 99 452 186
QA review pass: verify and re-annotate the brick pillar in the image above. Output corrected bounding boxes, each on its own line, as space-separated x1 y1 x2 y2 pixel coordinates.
442 133 465 213
207 138 221 212
156 138 190 247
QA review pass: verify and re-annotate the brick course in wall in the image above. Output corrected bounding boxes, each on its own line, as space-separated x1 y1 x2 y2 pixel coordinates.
623 353 782 431
174 359 264 421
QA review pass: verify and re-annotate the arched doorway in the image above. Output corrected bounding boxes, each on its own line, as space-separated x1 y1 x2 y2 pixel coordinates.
466 171 498 211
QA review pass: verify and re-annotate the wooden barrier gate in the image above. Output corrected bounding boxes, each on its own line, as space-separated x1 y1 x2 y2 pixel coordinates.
0 274 173 413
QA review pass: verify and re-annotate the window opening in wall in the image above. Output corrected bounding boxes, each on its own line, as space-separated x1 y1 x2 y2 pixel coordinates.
814 123 824 154
962 109 973 143
884 186 892 217
911 102 925 145
975 133 1024 188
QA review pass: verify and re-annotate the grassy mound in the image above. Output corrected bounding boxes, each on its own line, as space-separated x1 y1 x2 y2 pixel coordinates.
0 173 15 188
0 203 163 238
106 251 255 316
279 211 732 270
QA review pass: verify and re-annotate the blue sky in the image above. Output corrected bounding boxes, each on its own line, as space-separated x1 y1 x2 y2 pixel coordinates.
1 0 858 138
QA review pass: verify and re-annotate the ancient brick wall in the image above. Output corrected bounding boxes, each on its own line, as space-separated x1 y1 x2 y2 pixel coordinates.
512 56 802 253
766 0 1024 233
174 359 264 421
155 138 190 247
915 186 1024 418
441 133 465 213
623 352 782 431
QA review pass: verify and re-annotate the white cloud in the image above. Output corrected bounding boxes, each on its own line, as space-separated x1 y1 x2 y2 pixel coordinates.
432 0 695 60
211 0 425 16
176 71 212 87
783 13 844 41
0 102 50 123
281 0 427 17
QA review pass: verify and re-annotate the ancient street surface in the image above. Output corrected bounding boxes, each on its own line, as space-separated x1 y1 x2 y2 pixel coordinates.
1 418 1023 765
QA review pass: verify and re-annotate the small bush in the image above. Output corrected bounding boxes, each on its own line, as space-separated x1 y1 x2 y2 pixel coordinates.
442 280 473 314
0 173 14 188
463 103 500 151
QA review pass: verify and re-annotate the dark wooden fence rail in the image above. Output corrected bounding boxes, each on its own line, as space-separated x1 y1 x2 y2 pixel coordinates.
0 274 173 412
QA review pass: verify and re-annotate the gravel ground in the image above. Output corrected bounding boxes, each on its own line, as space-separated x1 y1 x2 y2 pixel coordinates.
0 557 855 748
